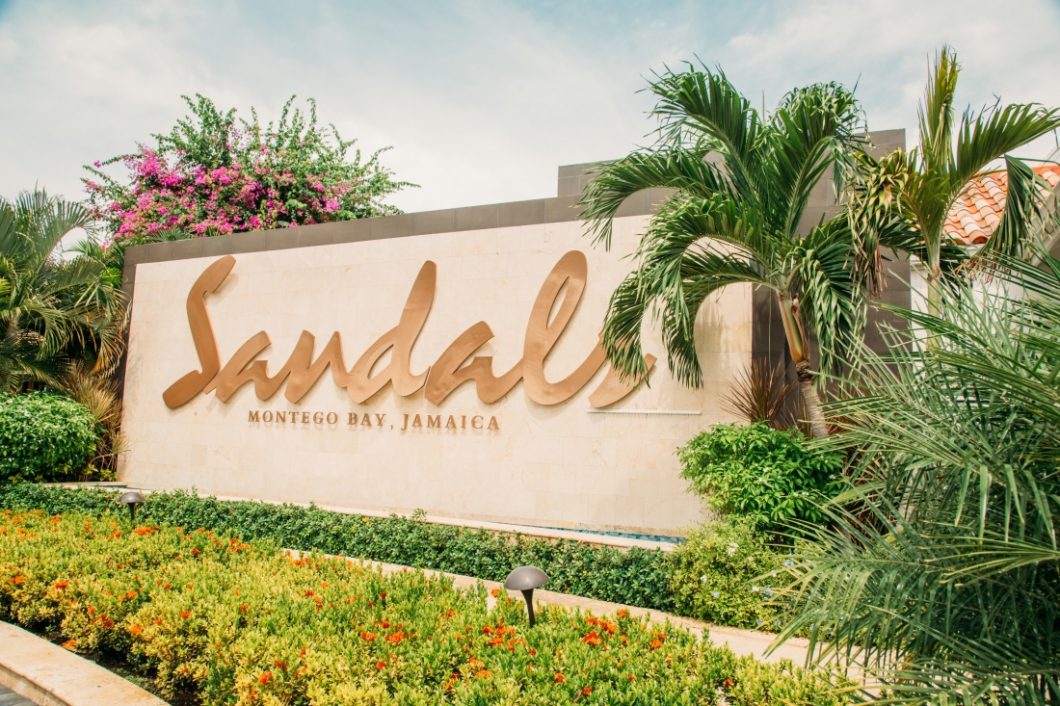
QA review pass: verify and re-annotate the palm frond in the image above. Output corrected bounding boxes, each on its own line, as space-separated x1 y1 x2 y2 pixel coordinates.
972 157 1059 264
953 101 1060 188
780 254 1060 703
579 148 732 248
647 64 762 199
789 219 866 375
916 46 959 175
768 82 865 239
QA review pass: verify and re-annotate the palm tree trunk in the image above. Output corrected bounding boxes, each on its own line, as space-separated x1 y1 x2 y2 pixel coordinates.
924 233 943 319
777 292 829 438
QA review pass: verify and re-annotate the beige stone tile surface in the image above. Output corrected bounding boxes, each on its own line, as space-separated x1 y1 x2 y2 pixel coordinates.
0 622 166 706
121 216 752 534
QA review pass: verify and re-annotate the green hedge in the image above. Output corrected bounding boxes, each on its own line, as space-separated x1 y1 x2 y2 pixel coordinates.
678 423 845 533
0 394 99 482
0 483 675 612
668 518 791 630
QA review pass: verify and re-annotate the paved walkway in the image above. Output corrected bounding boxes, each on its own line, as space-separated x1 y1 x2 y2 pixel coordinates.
0 685 39 706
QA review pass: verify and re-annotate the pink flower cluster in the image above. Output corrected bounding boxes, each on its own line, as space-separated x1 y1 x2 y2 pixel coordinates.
85 147 355 241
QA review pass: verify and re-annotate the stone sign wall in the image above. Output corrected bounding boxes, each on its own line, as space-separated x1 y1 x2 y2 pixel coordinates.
120 214 751 534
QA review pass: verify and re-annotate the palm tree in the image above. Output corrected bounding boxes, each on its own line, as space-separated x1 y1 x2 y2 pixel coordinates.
580 67 875 438
852 47 1060 316
0 190 127 391
778 251 1060 704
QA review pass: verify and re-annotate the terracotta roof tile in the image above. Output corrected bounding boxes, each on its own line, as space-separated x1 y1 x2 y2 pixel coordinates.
945 164 1060 246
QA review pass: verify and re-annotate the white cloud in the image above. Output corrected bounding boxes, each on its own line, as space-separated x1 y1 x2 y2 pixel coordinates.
1 0 1057 221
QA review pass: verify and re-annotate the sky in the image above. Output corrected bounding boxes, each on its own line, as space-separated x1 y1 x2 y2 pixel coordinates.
1 0 1059 217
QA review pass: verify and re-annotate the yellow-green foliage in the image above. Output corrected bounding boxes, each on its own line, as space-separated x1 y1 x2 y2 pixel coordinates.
0 510 849 705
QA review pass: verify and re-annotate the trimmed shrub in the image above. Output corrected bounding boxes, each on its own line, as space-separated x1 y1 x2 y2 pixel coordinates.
0 509 851 705
0 484 674 613
668 518 790 630
0 394 99 482
678 423 845 532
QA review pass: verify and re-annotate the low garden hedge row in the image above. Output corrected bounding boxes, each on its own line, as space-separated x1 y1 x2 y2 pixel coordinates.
0 484 673 610
0 508 849 705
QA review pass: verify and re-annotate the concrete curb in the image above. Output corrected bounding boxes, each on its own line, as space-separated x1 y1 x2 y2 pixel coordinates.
0 622 167 706
287 550 814 666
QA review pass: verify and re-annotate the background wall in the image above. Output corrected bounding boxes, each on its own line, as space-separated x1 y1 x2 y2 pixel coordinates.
120 214 752 534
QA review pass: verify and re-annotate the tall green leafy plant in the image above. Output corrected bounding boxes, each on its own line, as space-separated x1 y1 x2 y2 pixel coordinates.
580 66 898 437
850 47 1060 316
0 191 126 391
779 254 1060 704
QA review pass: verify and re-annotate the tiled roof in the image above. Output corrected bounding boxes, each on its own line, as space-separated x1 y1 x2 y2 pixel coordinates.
945 164 1060 245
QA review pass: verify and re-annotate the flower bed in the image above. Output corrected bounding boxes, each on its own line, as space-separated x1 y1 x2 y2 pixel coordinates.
0 484 673 610
0 509 848 705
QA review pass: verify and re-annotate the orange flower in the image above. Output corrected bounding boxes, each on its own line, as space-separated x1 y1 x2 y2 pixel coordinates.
87 607 96 616
258 671 272 685
191 547 201 556
386 631 406 645
239 602 249 614
375 661 386 671
722 677 735 689
129 624 144 636
10 575 25 585
53 580 69 590
616 609 629 619
554 672 566 683
180 610 191 620
124 590 138 601
649 638 663 649
627 673 636 682
487 636 504 647
582 630 602 647
273 660 287 670
490 587 501 597
474 669 491 680
360 631 376 642
61 638 77 650
581 686 592 696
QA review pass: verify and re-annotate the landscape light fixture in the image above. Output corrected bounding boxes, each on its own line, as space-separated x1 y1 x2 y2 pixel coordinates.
504 565 548 627
118 490 145 524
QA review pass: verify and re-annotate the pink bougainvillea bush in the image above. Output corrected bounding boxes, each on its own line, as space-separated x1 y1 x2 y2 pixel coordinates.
83 95 411 242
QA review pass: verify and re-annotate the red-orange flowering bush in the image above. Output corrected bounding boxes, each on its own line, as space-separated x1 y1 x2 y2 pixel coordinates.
0 510 851 705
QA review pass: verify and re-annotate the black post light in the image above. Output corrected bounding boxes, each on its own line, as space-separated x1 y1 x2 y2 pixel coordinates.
504 566 548 627
118 490 145 524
